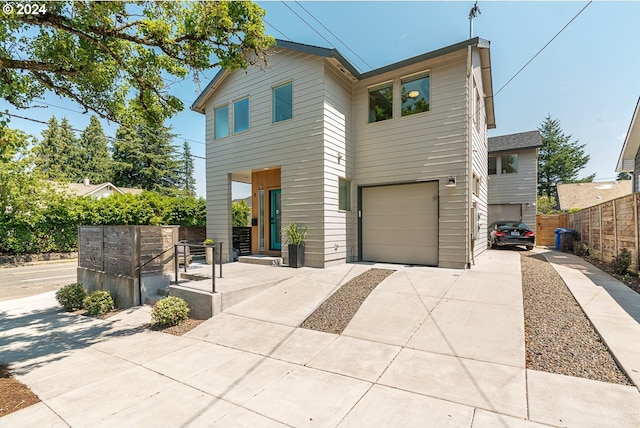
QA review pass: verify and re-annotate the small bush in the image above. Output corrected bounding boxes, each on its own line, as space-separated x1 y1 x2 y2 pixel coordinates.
612 248 632 275
55 283 87 311
83 290 115 316
574 242 590 257
151 296 190 327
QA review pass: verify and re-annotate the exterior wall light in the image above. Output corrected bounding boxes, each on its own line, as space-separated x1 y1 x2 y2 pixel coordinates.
445 176 456 188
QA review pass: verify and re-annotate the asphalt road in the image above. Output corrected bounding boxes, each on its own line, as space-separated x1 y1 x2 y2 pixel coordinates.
0 261 78 302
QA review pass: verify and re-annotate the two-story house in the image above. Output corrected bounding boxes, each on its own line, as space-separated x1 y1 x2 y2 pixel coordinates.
487 131 542 232
192 38 495 269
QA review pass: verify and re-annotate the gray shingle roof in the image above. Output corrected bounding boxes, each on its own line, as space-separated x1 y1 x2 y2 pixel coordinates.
557 181 632 210
488 130 542 153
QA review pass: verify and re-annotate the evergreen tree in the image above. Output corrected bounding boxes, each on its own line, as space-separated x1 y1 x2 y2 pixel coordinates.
182 141 196 196
112 120 182 193
538 115 592 198
33 116 81 181
79 116 112 183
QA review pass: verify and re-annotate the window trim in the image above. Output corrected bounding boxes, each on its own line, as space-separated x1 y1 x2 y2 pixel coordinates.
400 70 430 117
367 80 394 124
272 80 293 124
233 97 250 134
213 104 229 140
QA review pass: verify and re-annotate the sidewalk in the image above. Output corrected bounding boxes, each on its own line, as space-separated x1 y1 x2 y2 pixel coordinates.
1 250 639 427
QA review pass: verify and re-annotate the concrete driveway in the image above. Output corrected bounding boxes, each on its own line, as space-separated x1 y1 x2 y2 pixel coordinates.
1 250 639 427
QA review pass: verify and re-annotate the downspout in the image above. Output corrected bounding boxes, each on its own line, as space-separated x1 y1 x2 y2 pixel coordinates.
467 44 474 268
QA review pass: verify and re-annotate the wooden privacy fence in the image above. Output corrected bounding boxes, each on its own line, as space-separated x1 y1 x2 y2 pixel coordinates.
536 214 568 247
537 193 640 272
78 225 178 307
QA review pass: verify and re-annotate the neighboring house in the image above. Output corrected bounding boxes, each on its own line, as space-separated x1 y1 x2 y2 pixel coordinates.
192 38 495 269
487 131 542 231
616 96 640 191
66 178 143 198
556 181 632 210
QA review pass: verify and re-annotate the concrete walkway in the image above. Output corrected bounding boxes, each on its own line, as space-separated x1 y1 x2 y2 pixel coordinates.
1 250 640 427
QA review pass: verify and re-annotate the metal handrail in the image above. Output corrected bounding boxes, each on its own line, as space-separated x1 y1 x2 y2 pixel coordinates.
173 242 223 293
134 246 175 306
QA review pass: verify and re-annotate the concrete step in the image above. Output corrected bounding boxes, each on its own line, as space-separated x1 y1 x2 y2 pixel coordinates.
238 255 283 266
180 272 210 281
145 294 165 306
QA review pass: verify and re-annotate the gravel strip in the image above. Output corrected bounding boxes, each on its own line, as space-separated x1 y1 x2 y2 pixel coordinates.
301 268 395 334
521 253 631 385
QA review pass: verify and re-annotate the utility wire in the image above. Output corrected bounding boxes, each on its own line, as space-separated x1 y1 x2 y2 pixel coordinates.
1 111 205 160
25 100 206 146
293 1 372 70
494 1 592 97
279 1 335 50
264 18 292 41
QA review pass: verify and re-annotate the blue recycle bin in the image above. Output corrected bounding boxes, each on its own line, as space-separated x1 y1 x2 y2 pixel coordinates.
554 228 566 250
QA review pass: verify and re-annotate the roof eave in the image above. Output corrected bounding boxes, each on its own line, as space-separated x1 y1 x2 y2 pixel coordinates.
616 96 640 172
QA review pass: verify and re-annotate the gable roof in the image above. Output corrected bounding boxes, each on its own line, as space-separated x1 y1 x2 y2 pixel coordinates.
191 38 495 128
66 182 143 197
556 181 632 210
488 130 542 154
616 96 640 172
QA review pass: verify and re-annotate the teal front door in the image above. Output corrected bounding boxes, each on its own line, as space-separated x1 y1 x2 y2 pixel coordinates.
270 189 281 250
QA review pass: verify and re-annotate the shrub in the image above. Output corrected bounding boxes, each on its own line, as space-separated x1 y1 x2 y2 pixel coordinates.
55 283 87 311
612 248 632 275
83 290 115 316
574 242 590 257
151 296 190 327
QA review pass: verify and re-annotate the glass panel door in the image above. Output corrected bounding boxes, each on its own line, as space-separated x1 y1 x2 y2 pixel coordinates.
270 189 281 250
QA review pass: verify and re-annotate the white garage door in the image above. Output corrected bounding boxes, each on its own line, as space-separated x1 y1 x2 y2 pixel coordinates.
488 204 522 224
361 182 438 266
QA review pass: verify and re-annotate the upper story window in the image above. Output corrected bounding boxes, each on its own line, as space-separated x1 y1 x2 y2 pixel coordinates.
273 81 293 123
214 105 229 140
488 156 497 175
233 98 249 133
368 82 393 123
501 154 518 174
401 72 430 116
488 155 519 175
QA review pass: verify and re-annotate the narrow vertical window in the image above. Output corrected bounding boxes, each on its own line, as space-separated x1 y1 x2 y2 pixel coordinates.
488 156 497 175
273 82 293 123
339 178 351 211
214 105 229 139
233 98 249 133
401 72 430 116
368 83 393 123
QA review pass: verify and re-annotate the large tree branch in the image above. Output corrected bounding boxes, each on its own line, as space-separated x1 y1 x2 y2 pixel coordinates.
0 57 79 76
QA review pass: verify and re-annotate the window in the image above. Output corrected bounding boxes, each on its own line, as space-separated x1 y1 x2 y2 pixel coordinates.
273 82 292 123
233 98 249 133
501 154 518 174
368 83 393 123
214 105 229 139
474 82 481 131
401 72 430 116
339 178 351 211
488 156 497 175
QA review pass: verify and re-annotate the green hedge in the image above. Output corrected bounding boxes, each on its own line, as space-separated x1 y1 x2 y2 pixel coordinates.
0 191 206 254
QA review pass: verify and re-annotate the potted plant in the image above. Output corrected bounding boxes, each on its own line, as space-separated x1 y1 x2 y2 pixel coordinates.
284 222 308 268
203 239 215 264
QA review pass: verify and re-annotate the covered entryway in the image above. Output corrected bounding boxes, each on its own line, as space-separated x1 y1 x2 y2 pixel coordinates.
360 182 438 266
488 204 522 224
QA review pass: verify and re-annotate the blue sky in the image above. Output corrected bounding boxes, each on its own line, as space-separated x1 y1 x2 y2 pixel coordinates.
2 1 639 199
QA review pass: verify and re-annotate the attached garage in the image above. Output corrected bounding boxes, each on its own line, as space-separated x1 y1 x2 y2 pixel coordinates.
360 182 438 266
488 204 522 224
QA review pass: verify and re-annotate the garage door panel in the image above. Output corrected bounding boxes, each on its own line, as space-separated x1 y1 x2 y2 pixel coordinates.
488 204 522 224
362 182 438 266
